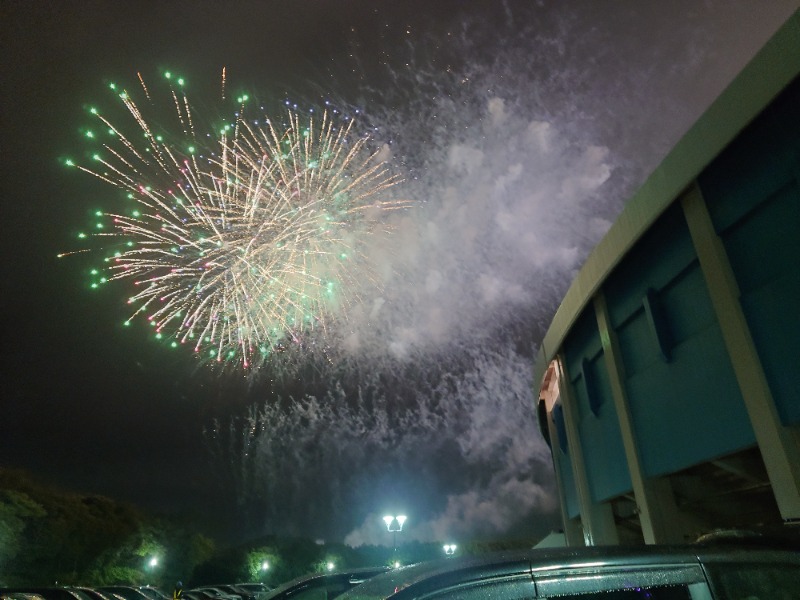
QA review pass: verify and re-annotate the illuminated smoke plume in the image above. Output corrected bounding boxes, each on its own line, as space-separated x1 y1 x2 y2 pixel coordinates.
213 0 796 542
210 345 558 542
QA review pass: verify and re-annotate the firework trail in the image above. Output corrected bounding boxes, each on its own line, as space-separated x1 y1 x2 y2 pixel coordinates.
208 344 557 542
63 73 404 369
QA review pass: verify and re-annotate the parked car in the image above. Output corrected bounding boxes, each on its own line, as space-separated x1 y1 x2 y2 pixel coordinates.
136 588 169 600
262 566 390 600
232 585 270 598
336 543 800 600
96 588 152 600
196 586 256 600
0 590 84 600
68 588 120 600
188 589 240 600
184 590 238 600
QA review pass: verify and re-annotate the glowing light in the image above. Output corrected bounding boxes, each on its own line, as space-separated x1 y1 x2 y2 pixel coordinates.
383 515 407 531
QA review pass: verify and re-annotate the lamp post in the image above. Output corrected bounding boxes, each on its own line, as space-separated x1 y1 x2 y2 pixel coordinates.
259 559 273 583
146 556 159 583
443 544 457 556
382 515 407 554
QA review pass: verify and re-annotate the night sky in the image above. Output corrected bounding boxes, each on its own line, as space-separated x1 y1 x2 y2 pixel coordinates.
2 0 798 545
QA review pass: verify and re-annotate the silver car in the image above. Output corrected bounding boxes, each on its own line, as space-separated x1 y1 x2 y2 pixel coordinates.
337 543 800 599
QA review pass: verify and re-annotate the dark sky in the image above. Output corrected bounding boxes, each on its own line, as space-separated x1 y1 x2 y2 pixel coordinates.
1 0 798 546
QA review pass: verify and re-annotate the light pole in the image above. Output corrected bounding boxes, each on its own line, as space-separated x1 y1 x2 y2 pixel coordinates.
443 544 457 556
382 515 407 554
146 556 159 583
259 559 272 583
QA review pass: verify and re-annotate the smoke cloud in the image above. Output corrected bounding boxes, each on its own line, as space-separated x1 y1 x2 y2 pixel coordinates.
210 0 799 544
211 345 558 543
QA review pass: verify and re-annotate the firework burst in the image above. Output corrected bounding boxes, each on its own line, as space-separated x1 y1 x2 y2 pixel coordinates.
63 72 403 369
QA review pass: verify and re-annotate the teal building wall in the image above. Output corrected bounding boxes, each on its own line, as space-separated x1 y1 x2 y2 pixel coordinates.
535 11 800 544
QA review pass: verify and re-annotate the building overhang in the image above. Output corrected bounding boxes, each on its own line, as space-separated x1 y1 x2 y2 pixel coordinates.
533 10 800 394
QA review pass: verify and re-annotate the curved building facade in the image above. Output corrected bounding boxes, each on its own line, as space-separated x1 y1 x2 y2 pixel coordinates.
534 11 800 546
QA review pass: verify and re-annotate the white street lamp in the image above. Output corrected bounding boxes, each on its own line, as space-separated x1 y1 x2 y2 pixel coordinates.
148 557 159 568
382 515 407 531
443 544 457 556
326 561 335 571
262 561 270 571
383 515 407 553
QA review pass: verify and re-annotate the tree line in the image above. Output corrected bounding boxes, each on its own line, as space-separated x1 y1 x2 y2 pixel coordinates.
0 468 215 587
0 468 542 588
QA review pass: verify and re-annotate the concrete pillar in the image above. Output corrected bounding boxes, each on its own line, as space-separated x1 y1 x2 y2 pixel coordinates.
681 183 800 520
544 400 589 546
594 290 687 544
555 355 619 546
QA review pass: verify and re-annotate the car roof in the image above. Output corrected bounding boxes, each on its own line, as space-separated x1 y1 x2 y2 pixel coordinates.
95 588 150 600
0 590 83 600
263 566 391 600
338 544 800 600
